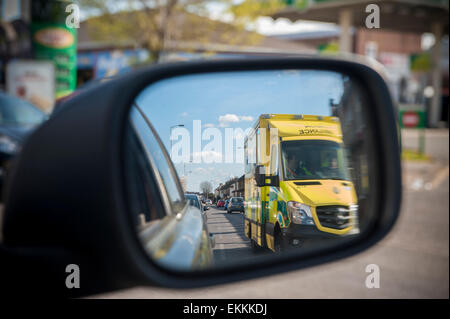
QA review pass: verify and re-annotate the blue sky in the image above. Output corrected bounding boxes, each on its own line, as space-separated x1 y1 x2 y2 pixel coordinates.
135 70 345 192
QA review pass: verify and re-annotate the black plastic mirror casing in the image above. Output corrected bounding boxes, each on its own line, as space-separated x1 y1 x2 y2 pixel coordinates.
265 175 280 188
0 57 401 297
254 165 279 187
254 164 265 187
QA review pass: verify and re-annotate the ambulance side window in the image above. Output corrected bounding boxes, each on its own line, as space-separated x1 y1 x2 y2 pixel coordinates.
270 144 279 176
246 133 257 173
244 140 250 174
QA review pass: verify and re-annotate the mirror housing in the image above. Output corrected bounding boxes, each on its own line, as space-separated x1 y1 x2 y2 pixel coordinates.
1 57 402 297
255 165 279 187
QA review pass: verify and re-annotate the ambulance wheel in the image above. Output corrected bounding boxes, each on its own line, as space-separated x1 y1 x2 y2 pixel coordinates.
251 238 265 253
274 232 288 253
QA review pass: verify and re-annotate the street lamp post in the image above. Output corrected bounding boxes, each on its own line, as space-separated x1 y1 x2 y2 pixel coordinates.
169 124 184 159
183 159 192 176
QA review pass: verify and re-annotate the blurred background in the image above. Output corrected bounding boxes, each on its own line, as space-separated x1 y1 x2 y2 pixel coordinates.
0 0 448 298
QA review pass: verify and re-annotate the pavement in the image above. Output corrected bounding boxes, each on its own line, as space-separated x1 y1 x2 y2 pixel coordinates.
402 129 449 162
95 129 449 299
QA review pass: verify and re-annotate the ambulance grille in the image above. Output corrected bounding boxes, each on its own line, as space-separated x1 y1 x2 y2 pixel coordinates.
316 205 351 229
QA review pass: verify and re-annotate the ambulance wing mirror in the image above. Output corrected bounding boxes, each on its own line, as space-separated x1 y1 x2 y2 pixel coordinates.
265 175 280 187
255 165 279 187
254 165 266 186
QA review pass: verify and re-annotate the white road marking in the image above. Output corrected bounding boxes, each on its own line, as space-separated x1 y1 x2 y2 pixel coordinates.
411 178 424 190
429 165 449 189
406 165 449 192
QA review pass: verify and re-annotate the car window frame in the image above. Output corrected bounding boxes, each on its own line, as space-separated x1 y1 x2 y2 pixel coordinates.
130 103 186 215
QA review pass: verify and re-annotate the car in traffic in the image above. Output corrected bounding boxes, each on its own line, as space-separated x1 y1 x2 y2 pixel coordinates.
0 92 47 198
186 193 209 221
227 197 245 214
217 199 225 208
126 104 214 270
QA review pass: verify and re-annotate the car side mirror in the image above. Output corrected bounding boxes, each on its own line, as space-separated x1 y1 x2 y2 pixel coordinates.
1 57 402 297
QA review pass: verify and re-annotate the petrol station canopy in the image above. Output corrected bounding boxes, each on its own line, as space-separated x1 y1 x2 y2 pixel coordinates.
273 0 449 34
273 0 449 127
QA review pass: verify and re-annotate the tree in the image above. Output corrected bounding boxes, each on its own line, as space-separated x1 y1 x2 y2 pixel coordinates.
78 0 287 62
224 0 285 27
199 181 213 197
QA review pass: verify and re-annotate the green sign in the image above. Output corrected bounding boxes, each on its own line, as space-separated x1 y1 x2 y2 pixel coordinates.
399 110 427 128
31 0 77 99
283 0 308 9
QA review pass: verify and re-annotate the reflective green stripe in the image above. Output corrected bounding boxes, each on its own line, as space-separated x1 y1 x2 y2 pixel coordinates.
277 200 290 227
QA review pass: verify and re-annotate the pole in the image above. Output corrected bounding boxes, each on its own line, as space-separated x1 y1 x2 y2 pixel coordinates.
339 9 353 54
31 0 77 100
169 124 184 160
430 22 443 128
419 128 425 156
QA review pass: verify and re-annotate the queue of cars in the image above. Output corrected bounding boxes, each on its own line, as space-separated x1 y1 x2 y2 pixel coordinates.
213 197 244 214
191 196 245 214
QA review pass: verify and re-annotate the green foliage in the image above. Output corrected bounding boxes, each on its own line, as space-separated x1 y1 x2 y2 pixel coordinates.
77 0 288 62
224 0 285 22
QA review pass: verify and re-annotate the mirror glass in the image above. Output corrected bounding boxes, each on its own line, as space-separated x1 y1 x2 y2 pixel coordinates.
124 70 374 271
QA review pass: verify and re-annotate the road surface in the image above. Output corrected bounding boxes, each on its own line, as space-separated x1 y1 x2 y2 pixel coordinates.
206 207 254 264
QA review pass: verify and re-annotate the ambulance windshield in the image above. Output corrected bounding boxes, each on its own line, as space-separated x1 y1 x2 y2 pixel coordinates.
281 140 351 181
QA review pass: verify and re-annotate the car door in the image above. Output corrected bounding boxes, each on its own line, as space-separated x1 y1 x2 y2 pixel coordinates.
128 105 213 269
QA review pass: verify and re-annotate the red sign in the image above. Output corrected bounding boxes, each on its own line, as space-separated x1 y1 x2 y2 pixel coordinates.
402 112 420 128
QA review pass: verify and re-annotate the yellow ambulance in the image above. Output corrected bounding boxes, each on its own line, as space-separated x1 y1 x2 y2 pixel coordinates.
243 114 359 252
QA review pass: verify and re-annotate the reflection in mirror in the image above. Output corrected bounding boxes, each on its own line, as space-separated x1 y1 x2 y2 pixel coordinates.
124 70 373 272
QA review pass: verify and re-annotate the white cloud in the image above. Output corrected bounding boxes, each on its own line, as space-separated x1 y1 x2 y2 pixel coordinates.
192 150 223 163
203 123 215 128
193 166 217 174
180 112 188 117
218 114 240 127
239 115 254 122
218 114 254 127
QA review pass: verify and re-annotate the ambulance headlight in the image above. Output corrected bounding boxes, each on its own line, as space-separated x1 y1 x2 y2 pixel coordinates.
288 201 315 225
